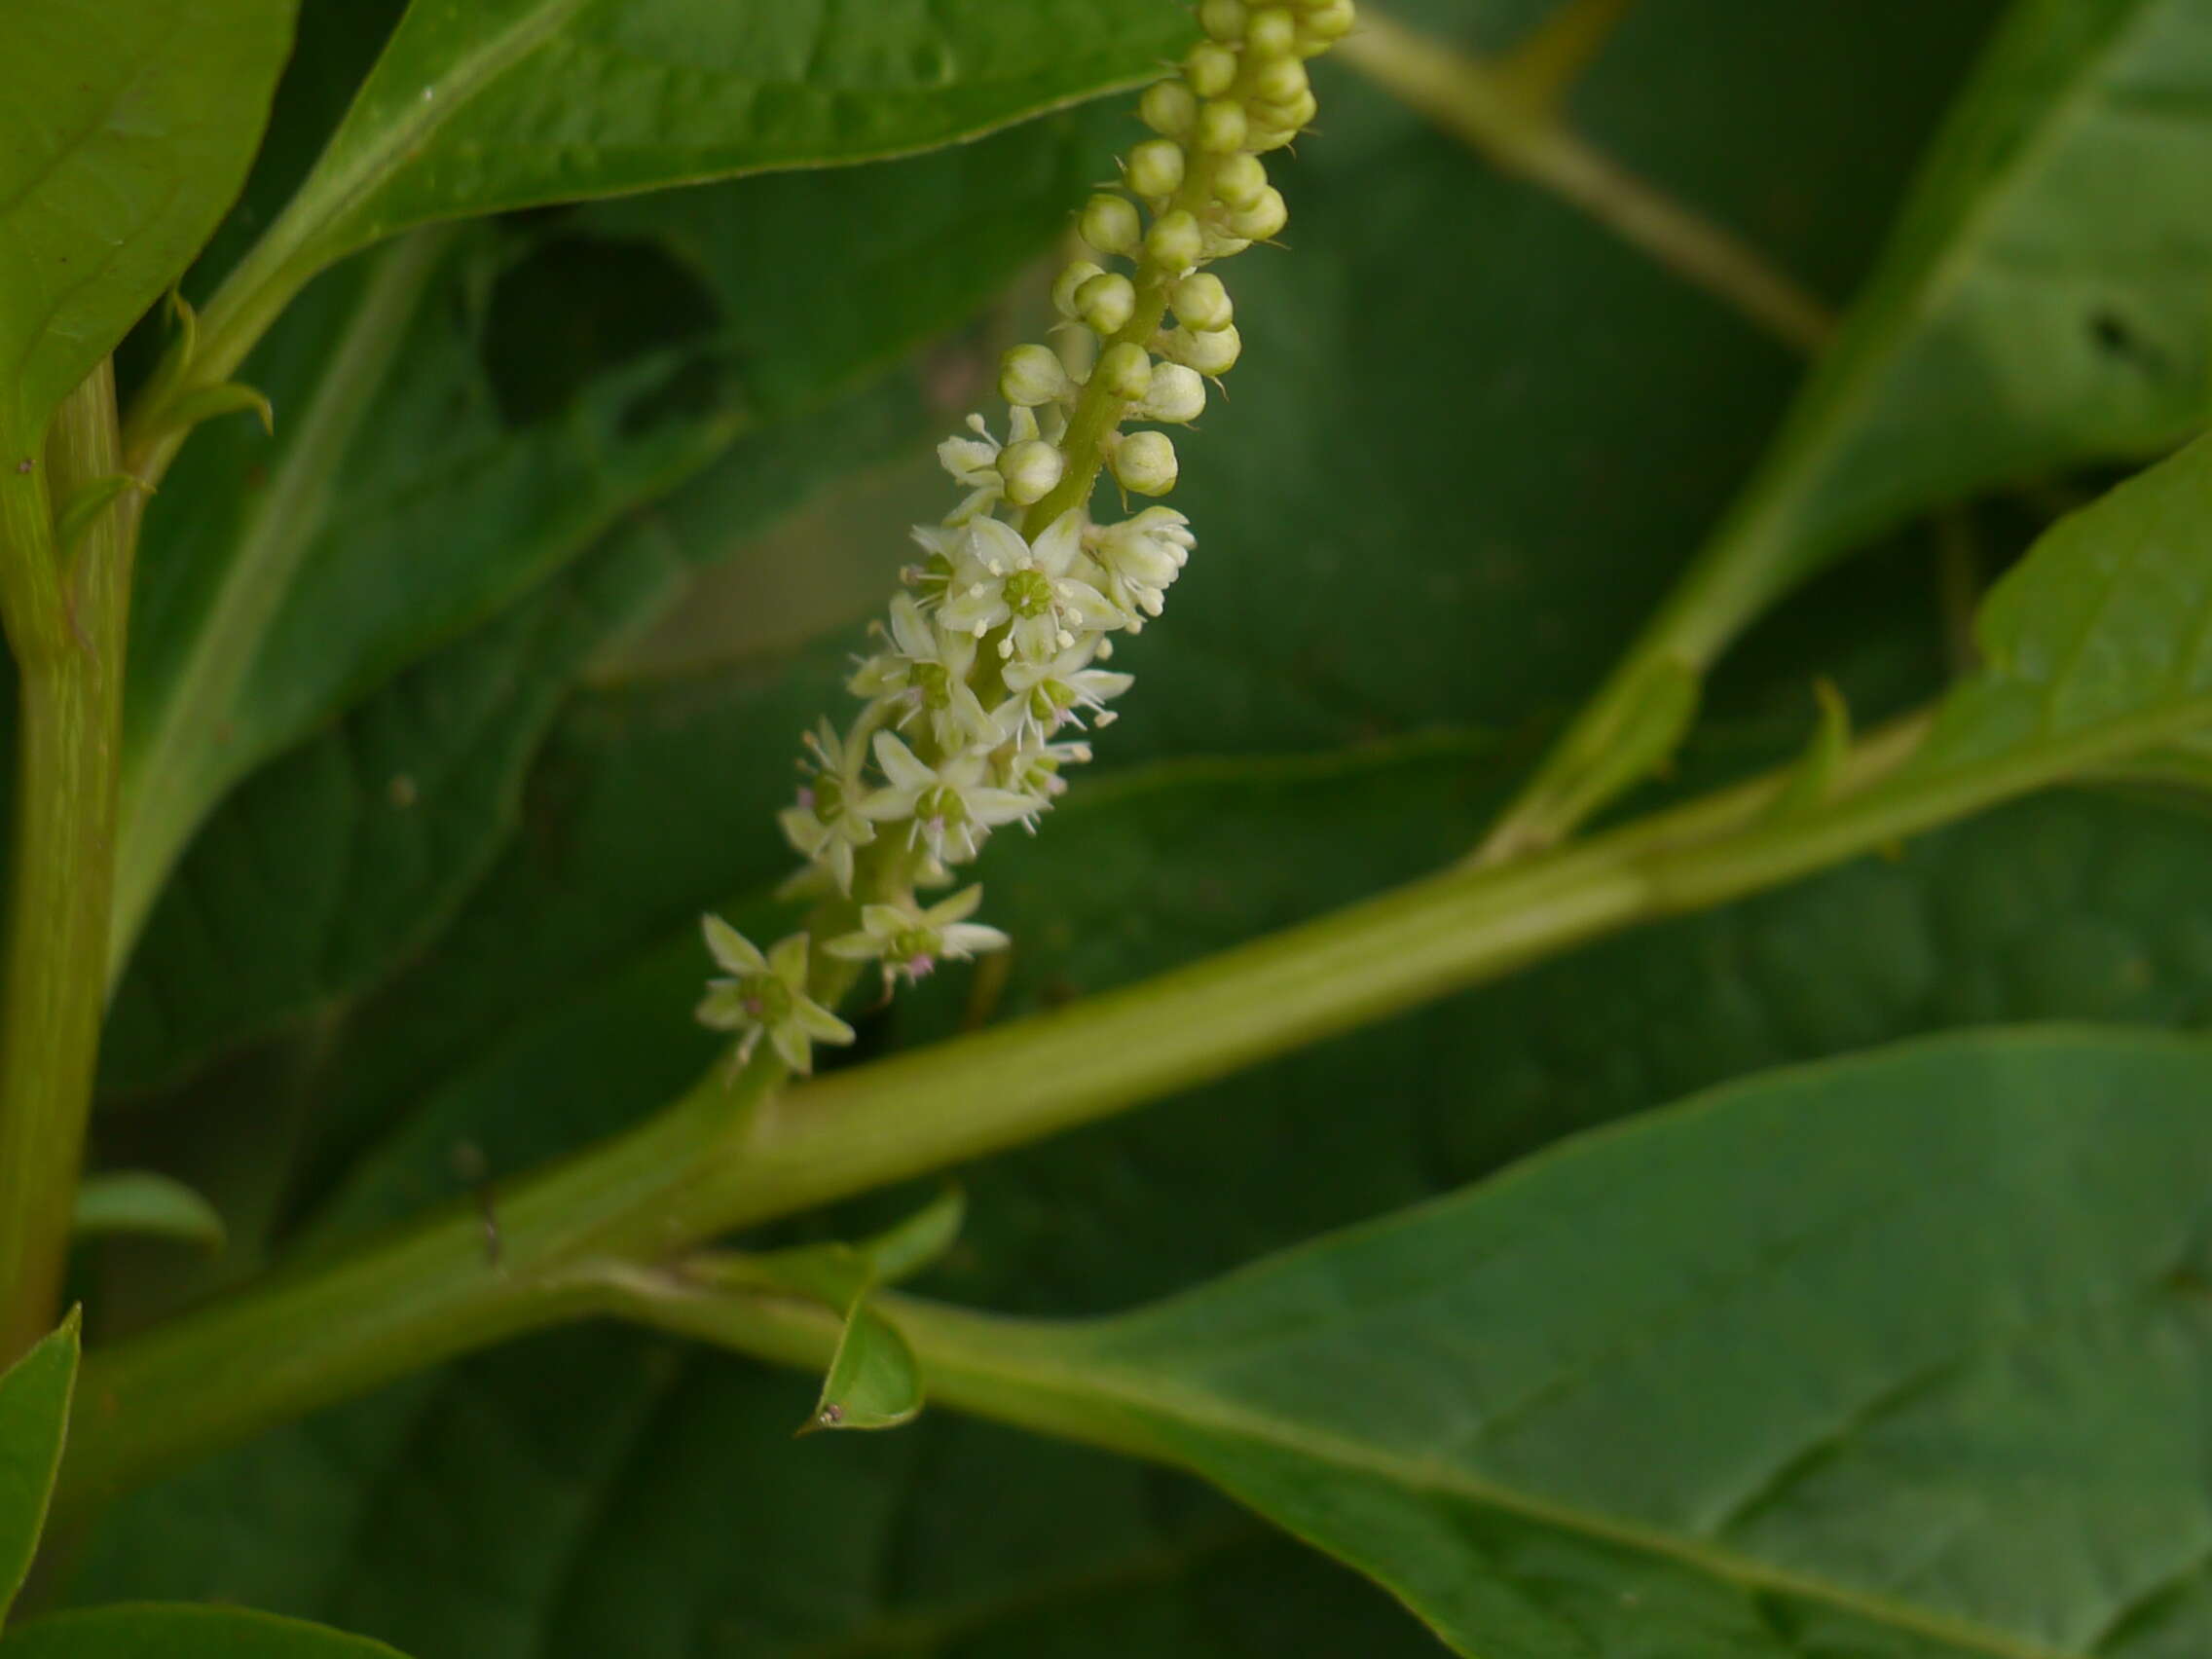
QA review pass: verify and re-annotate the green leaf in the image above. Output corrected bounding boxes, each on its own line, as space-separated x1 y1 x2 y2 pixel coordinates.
224 0 1195 312
101 0 2001 1099
882 1029 2212 1659
703 1190 965 1433
803 1303 924 1435
0 1312 78 1628
0 1604 405 1658
0 0 295 438
1883 426 2212 788
68 1328 1431 1657
70 1175 225 1253
1492 0 2212 848
710 1188 970 1310
1699 0 2212 640
111 101 1126 1012
101 376 921 1104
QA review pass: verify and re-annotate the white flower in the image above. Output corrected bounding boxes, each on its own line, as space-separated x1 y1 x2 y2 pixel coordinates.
937 407 1046 524
695 919 855 1074
1089 508 1195 626
994 639 1134 742
776 719 877 893
937 512 1115 665
849 595 994 753
857 731 1043 864
996 733 1093 811
825 885 1011 988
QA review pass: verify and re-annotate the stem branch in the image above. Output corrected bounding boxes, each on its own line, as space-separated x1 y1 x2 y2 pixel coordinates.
1339 8 1834 352
56 677 2212 1508
0 364 132 1363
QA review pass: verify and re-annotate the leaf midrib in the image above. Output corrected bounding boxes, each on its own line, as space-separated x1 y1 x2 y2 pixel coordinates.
952 1346 2074 1659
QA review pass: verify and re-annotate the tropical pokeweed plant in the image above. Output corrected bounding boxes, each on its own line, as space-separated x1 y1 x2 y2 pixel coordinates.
2 0 2212 1652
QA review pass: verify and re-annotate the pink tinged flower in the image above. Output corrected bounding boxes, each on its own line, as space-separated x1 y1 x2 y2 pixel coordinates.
857 731 1042 864
695 919 855 1074
776 719 877 893
996 736 1093 819
825 885 1012 988
848 595 993 753
994 639 1135 742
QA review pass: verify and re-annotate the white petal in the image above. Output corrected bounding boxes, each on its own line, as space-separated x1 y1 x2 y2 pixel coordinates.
940 588 1007 637
1029 508 1088 577
886 593 935 659
702 914 765 975
941 922 1011 956
778 805 829 859
967 788 1046 828
768 933 811 985
795 1001 857 1045
871 731 937 793
859 903 911 938
964 516 1029 570
770 1023 815 1075
695 980 751 1029
929 885 987 925
855 786 922 823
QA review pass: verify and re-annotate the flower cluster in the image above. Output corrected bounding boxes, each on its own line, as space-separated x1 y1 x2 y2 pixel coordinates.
702 0 1355 1070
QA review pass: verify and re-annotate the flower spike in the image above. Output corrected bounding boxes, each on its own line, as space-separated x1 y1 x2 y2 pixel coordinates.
709 0 1357 1055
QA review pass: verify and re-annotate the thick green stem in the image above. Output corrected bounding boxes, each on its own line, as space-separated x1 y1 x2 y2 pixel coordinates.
23 711 1941 1504
0 365 132 1363
1473 476 1804 863
55 677 2212 1509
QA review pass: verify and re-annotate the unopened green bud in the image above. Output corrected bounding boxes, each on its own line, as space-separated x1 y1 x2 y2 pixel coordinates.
1213 153 1269 210
1250 55 1309 104
1296 0 1356 48
1079 192 1142 255
1146 208 1205 273
1000 344 1073 407
1228 186 1288 240
1139 79 1198 137
1172 273 1234 331
1253 87 1318 135
1198 0 1248 39
1195 98 1249 156
1052 259 1106 319
1141 362 1206 424
1162 322 1242 376
1095 341 1155 399
1245 7 1298 57
1125 137 1187 199
1111 430 1179 496
1077 271 1137 335
999 439 1066 505
1186 41 1238 97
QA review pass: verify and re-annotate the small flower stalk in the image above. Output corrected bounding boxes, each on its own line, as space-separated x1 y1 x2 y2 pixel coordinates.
703 0 1356 1059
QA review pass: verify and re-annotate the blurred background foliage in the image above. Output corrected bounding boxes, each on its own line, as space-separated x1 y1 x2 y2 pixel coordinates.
55 0 2212 1652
